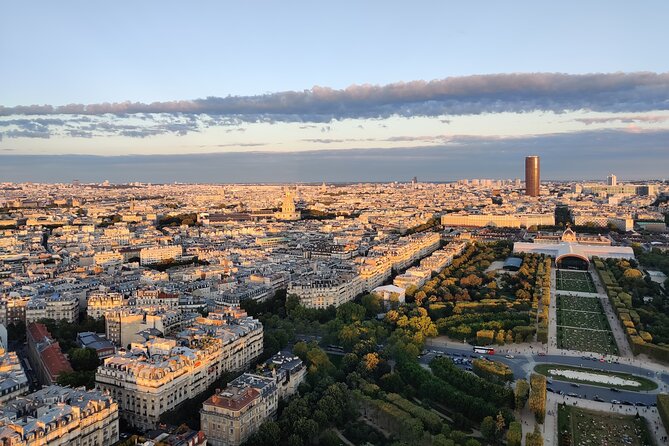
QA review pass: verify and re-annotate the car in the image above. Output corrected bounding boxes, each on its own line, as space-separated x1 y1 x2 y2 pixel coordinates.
470 354 477 358
593 395 604 402
621 401 633 406
610 388 621 393
581 355 590 359
570 383 580 388
558 390 565 395
546 387 554 393
538 352 546 356
567 392 579 398
505 354 515 359
611 399 621 404
635 402 646 407
435 354 443 358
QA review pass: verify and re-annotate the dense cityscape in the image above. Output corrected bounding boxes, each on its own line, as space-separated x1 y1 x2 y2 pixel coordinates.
1 156 669 445
3 2 669 446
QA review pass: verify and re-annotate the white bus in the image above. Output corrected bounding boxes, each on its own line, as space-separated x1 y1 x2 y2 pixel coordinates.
473 346 495 355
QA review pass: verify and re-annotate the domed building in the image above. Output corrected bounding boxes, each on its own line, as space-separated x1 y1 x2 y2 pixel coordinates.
513 227 634 270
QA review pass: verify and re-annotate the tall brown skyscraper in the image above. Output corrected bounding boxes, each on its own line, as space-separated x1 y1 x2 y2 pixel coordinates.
525 155 540 196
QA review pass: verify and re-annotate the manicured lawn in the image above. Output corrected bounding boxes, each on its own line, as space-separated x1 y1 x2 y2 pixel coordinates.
557 294 602 312
556 270 597 293
555 294 617 355
557 326 619 355
558 404 655 446
557 309 610 330
534 364 657 391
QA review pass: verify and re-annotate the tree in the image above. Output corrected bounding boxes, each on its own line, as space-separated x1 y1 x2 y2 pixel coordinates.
405 285 418 298
480 416 496 443
293 341 309 360
249 421 280 445
414 291 427 306
525 424 543 446
495 411 506 436
57 371 95 389
336 302 366 323
361 293 382 316
68 347 100 371
529 374 546 424
400 417 424 443
623 269 643 280
514 379 530 410
506 421 522 446
433 434 455 446
294 417 319 444
362 352 380 373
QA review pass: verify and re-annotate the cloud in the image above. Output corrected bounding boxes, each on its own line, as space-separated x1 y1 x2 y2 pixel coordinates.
0 113 205 139
3 72 669 122
574 114 669 125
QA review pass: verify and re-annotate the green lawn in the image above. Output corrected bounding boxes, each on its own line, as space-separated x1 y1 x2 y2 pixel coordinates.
557 326 619 355
557 294 602 312
555 294 618 354
557 309 610 330
558 404 655 446
534 364 657 391
556 270 597 293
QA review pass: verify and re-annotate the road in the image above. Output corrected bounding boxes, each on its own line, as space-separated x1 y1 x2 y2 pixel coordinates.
420 342 667 407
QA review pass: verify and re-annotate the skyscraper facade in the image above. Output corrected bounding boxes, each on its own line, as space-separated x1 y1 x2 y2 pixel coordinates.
607 174 617 186
525 156 540 196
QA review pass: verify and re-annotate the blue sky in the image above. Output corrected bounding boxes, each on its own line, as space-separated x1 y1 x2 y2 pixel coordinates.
1 1 669 181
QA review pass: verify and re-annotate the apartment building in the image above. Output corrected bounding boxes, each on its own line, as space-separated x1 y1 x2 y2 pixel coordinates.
134 288 180 308
288 271 363 309
0 294 31 326
140 245 183 265
201 352 305 446
95 310 263 431
104 307 189 347
441 212 555 228
0 339 29 404
25 293 79 323
26 323 73 386
0 385 119 446
87 290 125 319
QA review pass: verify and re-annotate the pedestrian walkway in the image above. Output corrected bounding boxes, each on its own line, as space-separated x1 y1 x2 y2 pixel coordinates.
590 265 633 357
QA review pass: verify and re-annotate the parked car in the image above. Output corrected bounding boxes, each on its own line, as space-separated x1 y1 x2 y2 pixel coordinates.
593 395 604 402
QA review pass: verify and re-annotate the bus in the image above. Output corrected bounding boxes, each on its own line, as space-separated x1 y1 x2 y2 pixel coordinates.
473 346 495 355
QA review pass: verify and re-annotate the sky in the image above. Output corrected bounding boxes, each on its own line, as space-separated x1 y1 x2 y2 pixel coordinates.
1 1 669 182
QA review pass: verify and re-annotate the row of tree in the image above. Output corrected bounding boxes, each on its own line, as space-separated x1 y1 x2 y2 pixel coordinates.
529 373 547 423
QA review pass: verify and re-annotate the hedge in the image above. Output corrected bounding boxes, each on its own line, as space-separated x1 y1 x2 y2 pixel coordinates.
472 358 514 383
658 394 669 434
529 374 546 424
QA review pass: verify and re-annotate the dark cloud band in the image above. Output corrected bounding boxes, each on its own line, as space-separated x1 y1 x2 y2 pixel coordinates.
2 72 669 120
